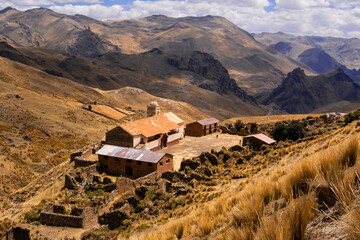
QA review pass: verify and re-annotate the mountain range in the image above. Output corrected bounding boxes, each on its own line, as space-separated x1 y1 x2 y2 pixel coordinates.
254 32 360 84
260 68 360 113
0 7 359 116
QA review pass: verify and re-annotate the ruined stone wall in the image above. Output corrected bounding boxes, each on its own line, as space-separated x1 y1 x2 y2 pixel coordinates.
40 212 84 228
74 159 97 168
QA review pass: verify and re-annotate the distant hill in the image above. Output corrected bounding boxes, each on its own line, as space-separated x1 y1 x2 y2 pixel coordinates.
0 8 311 94
260 68 360 113
0 41 265 118
254 32 360 84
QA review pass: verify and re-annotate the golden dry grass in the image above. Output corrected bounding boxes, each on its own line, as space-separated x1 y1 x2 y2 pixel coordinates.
223 114 323 125
134 132 360 240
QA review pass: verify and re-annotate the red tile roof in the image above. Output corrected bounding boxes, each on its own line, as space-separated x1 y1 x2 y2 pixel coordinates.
120 113 181 138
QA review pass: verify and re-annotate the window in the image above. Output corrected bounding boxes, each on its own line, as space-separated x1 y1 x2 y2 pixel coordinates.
137 161 142 165
148 163 153 166
126 159 132 164
166 159 170 164
159 161 163 166
115 158 120 161
103 156 108 160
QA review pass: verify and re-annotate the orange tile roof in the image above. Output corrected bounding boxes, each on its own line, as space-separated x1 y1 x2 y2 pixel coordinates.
120 113 181 138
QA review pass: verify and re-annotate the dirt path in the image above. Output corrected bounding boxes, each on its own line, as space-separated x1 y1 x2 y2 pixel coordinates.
159 134 242 170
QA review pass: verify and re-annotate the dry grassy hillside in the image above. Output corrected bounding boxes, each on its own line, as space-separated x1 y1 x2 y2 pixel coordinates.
130 120 360 240
0 56 202 213
102 87 210 123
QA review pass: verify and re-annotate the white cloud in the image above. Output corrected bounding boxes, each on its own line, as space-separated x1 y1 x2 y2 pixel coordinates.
1 0 360 38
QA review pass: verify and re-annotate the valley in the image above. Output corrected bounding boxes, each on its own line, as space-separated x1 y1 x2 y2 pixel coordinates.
0 5 360 240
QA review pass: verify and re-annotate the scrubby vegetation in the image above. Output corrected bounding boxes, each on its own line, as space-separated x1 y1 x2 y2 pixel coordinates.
272 120 307 141
345 109 360 125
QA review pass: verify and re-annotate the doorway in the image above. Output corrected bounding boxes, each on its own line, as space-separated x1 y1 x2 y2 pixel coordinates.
125 166 133 177
161 135 168 148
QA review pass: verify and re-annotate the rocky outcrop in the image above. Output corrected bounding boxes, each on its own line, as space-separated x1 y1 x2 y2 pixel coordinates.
261 68 360 113
167 51 257 105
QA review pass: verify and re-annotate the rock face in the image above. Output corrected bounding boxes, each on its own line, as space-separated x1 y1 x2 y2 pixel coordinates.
261 68 360 113
66 28 113 57
167 51 257 104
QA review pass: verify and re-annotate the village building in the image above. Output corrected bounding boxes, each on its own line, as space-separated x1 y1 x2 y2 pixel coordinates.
96 144 173 177
105 102 184 151
241 133 276 148
185 117 220 137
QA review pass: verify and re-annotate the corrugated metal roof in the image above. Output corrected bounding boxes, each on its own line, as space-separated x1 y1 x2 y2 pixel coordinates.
197 117 220 126
244 133 276 145
96 145 167 163
120 112 182 137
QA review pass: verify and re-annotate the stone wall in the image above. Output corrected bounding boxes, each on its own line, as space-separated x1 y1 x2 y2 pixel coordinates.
40 206 95 228
40 212 84 228
74 159 97 168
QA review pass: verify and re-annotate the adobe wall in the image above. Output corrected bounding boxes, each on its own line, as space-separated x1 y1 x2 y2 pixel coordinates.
156 155 174 176
106 127 134 147
186 122 203 137
99 155 157 178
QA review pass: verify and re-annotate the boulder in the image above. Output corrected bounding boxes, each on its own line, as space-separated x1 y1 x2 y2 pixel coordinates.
6 227 30 240
222 153 231 162
221 125 230 133
199 152 218 166
64 174 76 190
103 177 113 184
135 186 148 199
229 145 244 152
104 183 117 193
126 196 139 208
98 210 128 229
194 166 213 177
119 203 131 217
180 159 200 171
190 172 205 181
161 171 186 182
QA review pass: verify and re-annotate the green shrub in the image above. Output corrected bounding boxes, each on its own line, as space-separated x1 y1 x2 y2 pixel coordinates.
345 110 360 125
24 209 40 223
235 120 244 132
272 120 306 141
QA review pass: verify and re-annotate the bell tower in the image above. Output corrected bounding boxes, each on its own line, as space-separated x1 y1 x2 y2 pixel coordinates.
147 101 160 117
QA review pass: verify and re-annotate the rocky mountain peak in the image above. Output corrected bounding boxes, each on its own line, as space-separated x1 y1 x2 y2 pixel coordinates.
0 7 17 14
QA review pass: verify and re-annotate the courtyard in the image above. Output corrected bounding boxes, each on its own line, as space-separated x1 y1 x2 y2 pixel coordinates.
158 133 242 170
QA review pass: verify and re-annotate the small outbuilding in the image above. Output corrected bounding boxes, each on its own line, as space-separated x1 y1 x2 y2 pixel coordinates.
241 133 276 148
96 144 173 178
186 118 220 137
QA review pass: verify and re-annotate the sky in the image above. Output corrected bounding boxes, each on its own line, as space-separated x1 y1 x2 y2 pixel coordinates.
1 0 360 38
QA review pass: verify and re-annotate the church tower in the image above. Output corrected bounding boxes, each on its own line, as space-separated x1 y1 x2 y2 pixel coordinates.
147 101 160 117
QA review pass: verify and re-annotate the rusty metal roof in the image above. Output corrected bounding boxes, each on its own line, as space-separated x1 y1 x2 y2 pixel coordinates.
197 117 220 126
120 112 182 138
96 145 168 163
243 133 276 145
